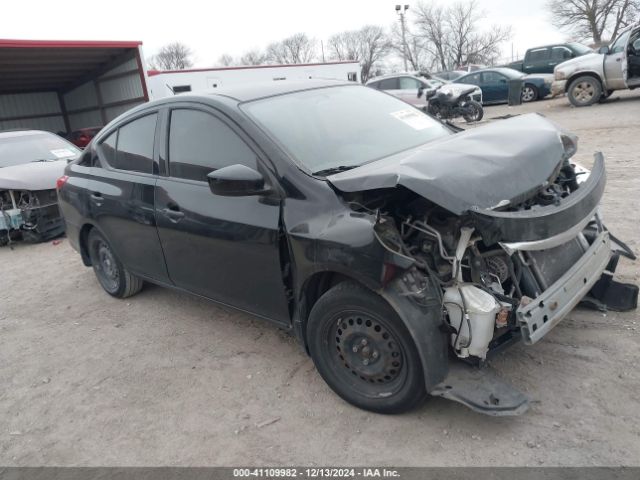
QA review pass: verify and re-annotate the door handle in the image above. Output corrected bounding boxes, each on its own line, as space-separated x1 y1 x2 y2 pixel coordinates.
90 192 103 205
161 207 185 222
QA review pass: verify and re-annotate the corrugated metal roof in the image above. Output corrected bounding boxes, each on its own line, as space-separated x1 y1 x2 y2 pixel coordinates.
0 40 143 93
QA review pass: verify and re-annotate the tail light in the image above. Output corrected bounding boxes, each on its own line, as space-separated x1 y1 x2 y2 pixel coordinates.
56 175 69 190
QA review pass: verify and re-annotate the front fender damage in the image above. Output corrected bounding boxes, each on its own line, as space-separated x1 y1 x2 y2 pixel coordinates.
381 273 530 416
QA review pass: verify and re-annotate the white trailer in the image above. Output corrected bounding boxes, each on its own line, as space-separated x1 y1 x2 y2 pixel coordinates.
0 39 149 134
148 61 361 99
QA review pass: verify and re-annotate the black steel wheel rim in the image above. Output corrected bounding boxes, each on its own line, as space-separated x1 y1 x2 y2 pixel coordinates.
325 309 407 397
95 240 119 292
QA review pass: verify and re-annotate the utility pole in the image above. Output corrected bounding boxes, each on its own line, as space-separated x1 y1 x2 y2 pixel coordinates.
396 4 409 71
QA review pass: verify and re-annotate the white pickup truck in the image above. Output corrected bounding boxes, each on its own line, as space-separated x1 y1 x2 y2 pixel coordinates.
552 23 640 106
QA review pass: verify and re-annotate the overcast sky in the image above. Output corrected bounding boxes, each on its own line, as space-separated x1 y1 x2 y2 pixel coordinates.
3 0 568 67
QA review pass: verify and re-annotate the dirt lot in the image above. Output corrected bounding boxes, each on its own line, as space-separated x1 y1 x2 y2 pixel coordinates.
1 90 639 467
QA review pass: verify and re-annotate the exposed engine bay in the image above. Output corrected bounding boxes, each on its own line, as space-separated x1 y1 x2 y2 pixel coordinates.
341 158 637 363
0 188 64 245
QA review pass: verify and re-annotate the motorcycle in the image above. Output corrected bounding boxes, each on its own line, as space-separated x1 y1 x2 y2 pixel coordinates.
419 83 484 123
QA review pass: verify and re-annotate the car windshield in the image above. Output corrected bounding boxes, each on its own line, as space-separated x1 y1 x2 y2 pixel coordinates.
0 133 80 168
568 42 593 55
242 85 450 175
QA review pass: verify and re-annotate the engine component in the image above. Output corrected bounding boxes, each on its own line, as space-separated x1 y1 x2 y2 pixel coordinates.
443 284 501 359
485 256 509 284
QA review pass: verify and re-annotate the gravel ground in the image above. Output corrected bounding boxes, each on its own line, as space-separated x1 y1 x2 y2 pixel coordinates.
1 90 639 466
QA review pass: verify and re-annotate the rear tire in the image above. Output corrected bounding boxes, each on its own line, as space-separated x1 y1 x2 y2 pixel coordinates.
462 100 484 123
568 76 602 107
521 84 538 102
87 229 143 298
307 281 426 414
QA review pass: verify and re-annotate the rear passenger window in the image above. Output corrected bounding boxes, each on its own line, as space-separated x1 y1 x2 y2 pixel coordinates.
96 130 117 168
113 114 157 174
462 73 481 85
168 109 257 182
551 47 572 60
377 78 399 90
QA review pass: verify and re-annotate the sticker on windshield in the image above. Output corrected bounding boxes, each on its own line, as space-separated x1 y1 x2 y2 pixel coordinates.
50 148 75 158
390 108 434 130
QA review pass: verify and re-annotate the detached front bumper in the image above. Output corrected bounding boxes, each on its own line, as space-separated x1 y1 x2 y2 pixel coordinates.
517 230 611 344
551 79 566 97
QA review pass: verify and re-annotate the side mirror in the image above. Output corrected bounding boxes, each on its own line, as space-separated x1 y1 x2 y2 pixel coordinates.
417 85 425 98
207 164 267 196
598 45 610 54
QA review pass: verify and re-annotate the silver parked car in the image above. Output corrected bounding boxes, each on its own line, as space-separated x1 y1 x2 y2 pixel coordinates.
0 130 80 244
366 72 482 108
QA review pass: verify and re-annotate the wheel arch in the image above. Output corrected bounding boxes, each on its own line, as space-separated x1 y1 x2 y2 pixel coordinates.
293 270 372 352
78 222 96 266
294 271 450 392
565 71 604 93
78 221 111 267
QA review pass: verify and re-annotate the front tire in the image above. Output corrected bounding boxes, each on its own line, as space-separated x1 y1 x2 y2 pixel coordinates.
568 76 602 107
462 100 484 123
307 282 426 414
521 84 538 102
88 229 143 298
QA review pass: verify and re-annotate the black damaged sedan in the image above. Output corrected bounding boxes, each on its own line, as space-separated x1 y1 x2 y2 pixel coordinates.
57 80 637 415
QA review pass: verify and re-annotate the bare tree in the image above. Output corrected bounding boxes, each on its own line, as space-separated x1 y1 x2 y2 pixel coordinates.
413 0 511 71
549 0 640 45
358 26 392 82
149 42 194 70
413 3 450 71
265 33 317 64
327 26 390 82
446 1 512 67
327 31 361 61
389 22 435 71
216 54 235 67
239 49 266 65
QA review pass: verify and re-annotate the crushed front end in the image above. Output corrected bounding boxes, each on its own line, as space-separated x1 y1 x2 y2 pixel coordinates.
332 116 637 416
0 189 64 244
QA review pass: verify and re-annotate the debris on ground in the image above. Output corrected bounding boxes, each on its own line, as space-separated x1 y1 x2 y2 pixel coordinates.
256 417 281 428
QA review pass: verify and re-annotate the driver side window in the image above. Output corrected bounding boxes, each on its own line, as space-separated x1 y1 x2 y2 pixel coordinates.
399 77 422 90
611 30 631 54
168 109 257 182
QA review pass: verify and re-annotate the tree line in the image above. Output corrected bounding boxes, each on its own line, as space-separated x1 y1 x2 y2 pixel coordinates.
149 0 639 83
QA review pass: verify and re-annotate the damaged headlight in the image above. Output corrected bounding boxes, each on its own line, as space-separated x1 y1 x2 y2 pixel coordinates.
560 133 578 159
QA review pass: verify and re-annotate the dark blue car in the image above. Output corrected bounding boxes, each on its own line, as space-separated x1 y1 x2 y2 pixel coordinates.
454 67 553 105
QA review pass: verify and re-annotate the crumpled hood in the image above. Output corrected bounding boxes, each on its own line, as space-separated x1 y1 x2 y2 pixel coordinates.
327 113 572 215
0 160 68 190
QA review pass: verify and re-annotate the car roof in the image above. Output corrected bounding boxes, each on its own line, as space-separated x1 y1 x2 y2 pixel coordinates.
204 79 353 102
0 129 51 139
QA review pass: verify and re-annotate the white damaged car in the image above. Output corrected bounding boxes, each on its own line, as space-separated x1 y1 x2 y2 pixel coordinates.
0 130 80 244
